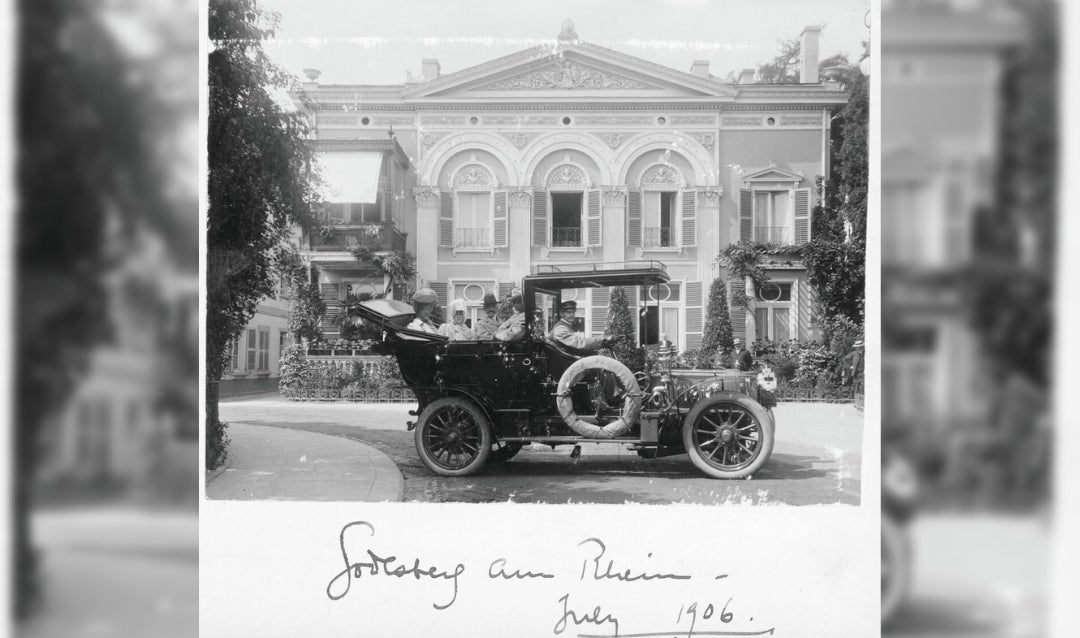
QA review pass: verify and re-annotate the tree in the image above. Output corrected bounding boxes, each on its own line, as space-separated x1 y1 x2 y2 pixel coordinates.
606 287 642 370
207 0 320 467
701 276 734 353
756 38 800 83
803 50 869 325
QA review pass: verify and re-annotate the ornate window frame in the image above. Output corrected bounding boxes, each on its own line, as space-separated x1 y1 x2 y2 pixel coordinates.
451 161 498 253
543 161 592 252
638 162 686 252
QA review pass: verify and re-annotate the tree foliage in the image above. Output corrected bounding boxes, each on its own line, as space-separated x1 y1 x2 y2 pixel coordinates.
756 38 800 83
606 287 642 369
207 0 320 465
701 276 734 353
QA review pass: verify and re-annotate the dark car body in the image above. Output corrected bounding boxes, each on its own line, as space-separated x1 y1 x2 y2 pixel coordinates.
357 262 778 478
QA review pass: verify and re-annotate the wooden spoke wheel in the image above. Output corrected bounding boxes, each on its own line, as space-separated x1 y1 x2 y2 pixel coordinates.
682 394 774 479
415 397 492 476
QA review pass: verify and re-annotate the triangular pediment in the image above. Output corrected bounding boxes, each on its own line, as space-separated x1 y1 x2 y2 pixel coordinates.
402 41 738 100
742 165 804 183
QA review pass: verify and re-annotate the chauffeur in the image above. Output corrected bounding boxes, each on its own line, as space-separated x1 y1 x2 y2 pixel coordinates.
549 300 622 352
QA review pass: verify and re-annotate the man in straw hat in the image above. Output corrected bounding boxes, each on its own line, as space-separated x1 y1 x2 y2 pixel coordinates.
473 293 500 340
733 337 754 371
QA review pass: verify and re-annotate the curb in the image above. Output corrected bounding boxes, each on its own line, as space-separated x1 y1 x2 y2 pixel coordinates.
205 453 231 484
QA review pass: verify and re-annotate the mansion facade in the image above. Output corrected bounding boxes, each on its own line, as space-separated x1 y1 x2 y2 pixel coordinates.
294 22 847 352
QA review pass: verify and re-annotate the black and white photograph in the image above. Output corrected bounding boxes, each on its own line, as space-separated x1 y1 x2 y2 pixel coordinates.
207 0 870 507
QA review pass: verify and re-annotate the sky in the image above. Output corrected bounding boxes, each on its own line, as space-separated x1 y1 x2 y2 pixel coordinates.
258 0 870 86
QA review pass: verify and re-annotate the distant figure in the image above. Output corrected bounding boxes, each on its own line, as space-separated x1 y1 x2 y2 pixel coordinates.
407 288 439 334
842 339 864 385
438 299 474 341
473 293 500 340
712 343 731 368
549 300 620 352
733 338 754 371
657 333 674 366
494 288 526 342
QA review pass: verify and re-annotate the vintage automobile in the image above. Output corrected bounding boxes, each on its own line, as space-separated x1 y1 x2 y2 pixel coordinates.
355 261 779 479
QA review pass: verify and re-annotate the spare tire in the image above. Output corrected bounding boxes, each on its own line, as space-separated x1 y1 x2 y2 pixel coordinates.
555 356 642 439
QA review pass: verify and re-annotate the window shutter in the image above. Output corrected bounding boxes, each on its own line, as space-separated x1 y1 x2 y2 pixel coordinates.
794 188 811 244
729 280 747 342
684 281 703 349
493 190 508 248
320 282 340 300
439 191 454 247
739 189 753 243
428 282 448 308
590 288 610 337
246 328 257 370
627 190 642 247
498 283 515 300
532 190 548 246
586 189 602 247
680 190 697 247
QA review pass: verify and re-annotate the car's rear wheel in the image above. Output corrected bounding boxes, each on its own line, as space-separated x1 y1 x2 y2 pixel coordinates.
682 394 774 479
490 441 523 463
415 397 492 476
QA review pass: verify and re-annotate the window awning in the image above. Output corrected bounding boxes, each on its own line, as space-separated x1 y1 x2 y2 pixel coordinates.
318 151 383 204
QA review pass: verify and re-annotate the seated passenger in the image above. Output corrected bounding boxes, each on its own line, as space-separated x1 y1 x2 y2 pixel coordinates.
473 293 500 340
494 288 527 342
549 300 622 353
406 288 439 334
438 299 475 341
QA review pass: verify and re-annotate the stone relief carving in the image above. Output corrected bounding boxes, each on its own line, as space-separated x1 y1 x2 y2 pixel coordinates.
547 164 589 189
696 187 723 206
484 59 655 91
604 133 624 149
504 132 533 148
507 187 533 206
670 115 715 125
375 116 415 126
413 186 440 207
640 164 682 188
454 164 495 188
781 115 822 126
721 116 763 126
603 188 627 207
422 116 466 126
420 132 445 150
319 115 358 125
692 133 715 150
575 115 652 126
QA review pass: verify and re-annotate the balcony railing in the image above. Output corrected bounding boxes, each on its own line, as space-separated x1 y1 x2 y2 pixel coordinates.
453 227 491 249
753 226 792 244
643 227 674 248
552 226 582 247
309 222 407 253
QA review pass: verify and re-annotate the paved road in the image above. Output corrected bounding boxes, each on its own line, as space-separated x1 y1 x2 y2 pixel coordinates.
220 399 863 505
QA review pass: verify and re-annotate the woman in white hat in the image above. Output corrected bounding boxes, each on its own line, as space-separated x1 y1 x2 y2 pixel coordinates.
438 299 475 341
407 288 440 334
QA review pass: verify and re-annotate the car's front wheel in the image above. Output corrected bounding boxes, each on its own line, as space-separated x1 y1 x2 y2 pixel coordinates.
682 394 774 479
415 397 492 476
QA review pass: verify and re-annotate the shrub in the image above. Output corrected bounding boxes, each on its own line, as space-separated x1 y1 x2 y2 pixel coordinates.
701 276 734 353
278 344 312 398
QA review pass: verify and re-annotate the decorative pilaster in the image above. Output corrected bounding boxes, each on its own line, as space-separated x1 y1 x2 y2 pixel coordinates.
602 187 628 264
506 186 533 281
695 186 723 282
412 186 441 285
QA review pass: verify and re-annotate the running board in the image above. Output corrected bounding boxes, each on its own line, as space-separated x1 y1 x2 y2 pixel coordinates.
497 436 646 444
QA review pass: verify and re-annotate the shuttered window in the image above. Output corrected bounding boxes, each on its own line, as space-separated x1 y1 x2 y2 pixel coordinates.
627 191 642 246
246 328 257 370
532 190 548 246
680 189 697 247
257 327 270 371
493 190 508 248
684 281 704 350
586 189 602 247
438 191 454 247
793 188 811 244
590 288 610 337
739 189 753 242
